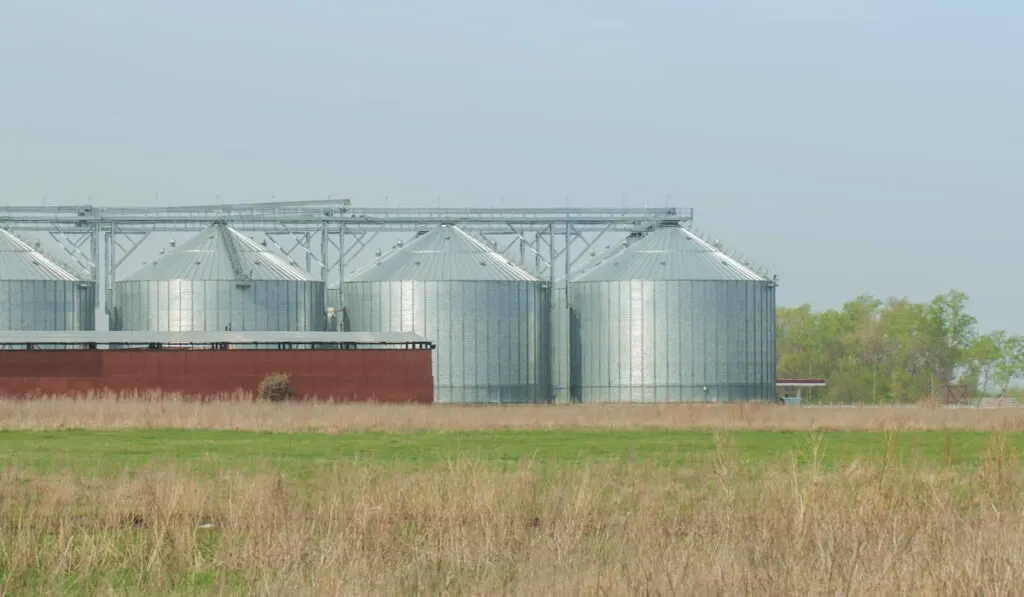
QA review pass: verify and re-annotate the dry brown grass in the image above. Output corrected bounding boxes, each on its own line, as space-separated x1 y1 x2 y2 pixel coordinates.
3 452 1024 596
3 392 1024 431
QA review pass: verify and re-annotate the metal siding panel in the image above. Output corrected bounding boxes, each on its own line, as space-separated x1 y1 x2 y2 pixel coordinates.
189 281 203 331
36 281 47 330
603 282 614 402
153 282 166 331
665 281 681 399
22 281 32 330
768 284 777 393
168 280 183 332
579 283 595 402
496 283 510 392
609 282 623 401
81 283 96 331
53 282 65 330
728 281 743 399
574 284 590 401
716 282 728 398
15 281 27 330
399 281 415 332
492 283 507 399
511 284 523 387
745 283 755 390
484 282 497 401
472 283 486 399
0 284 10 330
539 283 551 401
34 281 47 330
222 280 236 331
446 282 461 398
254 282 269 330
653 281 669 397
198 281 213 331
340 277 545 403
465 282 480 398
3 283 17 330
35 282 48 330
577 284 591 401
690 281 705 400
590 283 598 401
625 281 639 401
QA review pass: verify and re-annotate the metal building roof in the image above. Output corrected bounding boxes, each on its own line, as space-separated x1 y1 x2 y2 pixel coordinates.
0 229 89 282
574 225 768 282
0 330 431 346
347 224 539 282
124 223 316 282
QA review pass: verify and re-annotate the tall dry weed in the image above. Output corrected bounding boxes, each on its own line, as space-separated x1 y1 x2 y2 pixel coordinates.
2 456 1024 596
3 394 1024 432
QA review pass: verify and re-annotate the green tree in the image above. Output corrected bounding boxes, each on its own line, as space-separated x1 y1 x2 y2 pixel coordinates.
922 290 978 392
993 334 1024 395
774 289 1000 404
963 332 1003 395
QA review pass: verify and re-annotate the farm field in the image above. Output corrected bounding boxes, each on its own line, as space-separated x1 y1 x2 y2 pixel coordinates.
2 399 1024 595
0 427 1021 474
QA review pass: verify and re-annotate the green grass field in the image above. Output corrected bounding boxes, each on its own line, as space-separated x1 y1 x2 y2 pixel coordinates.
1 428 1020 474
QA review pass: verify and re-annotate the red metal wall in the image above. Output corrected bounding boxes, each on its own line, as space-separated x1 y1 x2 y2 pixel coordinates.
0 349 434 403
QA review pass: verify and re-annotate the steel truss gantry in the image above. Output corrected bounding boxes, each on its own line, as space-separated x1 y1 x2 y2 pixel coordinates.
0 201 694 305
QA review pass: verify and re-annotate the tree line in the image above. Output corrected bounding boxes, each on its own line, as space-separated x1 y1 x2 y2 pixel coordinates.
776 290 1024 404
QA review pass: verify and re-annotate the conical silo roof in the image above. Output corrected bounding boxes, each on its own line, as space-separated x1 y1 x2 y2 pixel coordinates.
349 224 539 282
125 223 314 282
575 225 767 282
0 229 86 281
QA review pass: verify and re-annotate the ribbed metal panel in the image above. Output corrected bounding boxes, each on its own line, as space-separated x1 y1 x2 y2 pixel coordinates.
0 230 96 330
0 281 96 331
340 224 550 403
126 224 313 282
569 226 775 402
344 280 548 403
350 224 538 282
114 280 325 331
575 225 766 283
115 223 325 331
550 284 571 403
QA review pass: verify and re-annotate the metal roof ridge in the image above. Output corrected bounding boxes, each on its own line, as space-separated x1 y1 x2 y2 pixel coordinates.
0 228 86 281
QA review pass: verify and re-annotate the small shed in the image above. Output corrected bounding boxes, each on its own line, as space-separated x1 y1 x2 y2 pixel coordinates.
775 378 826 405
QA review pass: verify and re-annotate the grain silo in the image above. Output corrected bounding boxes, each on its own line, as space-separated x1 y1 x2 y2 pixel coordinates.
342 224 550 403
0 229 96 330
569 225 775 402
113 222 325 331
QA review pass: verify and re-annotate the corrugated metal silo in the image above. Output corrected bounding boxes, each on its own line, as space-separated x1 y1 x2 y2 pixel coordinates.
552 232 646 403
0 229 96 330
114 223 325 331
342 224 550 403
569 225 775 402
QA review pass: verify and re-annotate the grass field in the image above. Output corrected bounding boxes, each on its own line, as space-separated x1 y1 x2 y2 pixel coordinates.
0 427 1020 473
2 399 1024 595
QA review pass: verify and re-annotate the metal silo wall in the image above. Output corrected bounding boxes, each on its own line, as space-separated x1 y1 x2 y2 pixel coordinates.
0 280 96 330
344 280 550 403
569 279 775 402
113 280 325 331
327 288 345 331
550 284 572 403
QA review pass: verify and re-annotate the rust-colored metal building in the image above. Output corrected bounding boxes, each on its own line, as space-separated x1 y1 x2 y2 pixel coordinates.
0 331 434 403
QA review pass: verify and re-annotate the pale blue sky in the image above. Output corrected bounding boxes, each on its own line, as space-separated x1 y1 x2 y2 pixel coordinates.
2 1 1021 331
